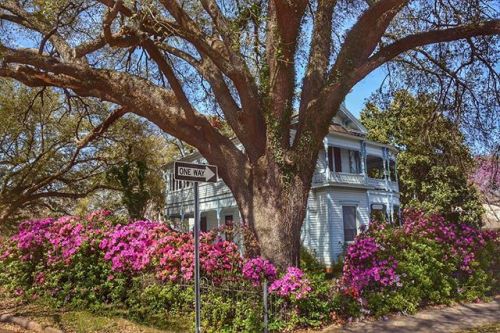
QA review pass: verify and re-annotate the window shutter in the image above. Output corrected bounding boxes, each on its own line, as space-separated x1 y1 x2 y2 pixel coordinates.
327 147 334 172
334 147 342 172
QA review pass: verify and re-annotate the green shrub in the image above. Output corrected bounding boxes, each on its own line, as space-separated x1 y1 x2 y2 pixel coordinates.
336 211 499 319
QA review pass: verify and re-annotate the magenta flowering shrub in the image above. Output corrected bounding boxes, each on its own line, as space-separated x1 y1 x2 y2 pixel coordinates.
341 236 399 298
46 217 91 265
199 238 242 282
0 210 340 333
269 267 311 300
9 212 114 266
242 257 277 286
0 212 335 331
336 209 499 318
154 231 242 282
12 218 54 259
402 209 497 274
1 212 302 291
99 221 169 272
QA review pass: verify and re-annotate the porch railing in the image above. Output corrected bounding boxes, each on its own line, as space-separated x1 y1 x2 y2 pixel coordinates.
312 171 398 191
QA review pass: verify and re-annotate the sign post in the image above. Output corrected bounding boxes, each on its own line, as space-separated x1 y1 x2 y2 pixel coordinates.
174 161 218 333
194 181 200 333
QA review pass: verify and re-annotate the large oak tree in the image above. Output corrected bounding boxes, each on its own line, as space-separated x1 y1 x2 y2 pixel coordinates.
0 0 498 268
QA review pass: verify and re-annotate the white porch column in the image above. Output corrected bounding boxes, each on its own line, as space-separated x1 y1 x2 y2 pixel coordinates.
360 140 367 183
392 151 400 188
216 207 222 228
383 147 390 190
323 138 330 181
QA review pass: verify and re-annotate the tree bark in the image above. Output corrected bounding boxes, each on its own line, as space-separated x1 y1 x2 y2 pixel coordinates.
233 152 315 269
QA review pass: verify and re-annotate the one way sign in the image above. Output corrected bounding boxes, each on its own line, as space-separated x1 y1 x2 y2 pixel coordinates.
174 161 218 183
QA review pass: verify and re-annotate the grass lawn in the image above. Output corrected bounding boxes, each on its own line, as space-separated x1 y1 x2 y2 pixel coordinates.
0 291 190 333
455 323 500 333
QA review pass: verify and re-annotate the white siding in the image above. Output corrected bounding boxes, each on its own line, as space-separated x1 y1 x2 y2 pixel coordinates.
317 149 327 172
366 144 383 157
302 188 370 267
328 188 369 263
302 191 331 264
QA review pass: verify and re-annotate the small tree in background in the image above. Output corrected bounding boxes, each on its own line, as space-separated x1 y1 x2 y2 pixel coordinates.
361 90 484 224
107 150 153 220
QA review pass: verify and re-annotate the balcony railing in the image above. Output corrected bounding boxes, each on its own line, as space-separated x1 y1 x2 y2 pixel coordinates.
312 171 399 191
331 172 365 185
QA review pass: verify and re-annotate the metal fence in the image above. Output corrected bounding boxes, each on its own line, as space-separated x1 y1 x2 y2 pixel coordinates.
165 278 283 332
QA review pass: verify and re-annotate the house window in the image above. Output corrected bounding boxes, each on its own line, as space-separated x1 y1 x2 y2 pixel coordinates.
225 215 234 241
349 150 361 174
200 216 207 232
328 147 346 172
342 206 357 242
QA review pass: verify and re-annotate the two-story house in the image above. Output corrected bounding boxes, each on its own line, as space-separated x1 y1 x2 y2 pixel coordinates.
163 105 400 267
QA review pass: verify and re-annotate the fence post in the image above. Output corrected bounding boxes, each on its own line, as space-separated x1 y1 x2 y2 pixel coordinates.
263 280 268 333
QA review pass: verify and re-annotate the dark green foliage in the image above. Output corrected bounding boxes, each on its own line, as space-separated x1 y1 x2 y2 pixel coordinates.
107 156 151 219
300 246 326 273
361 91 484 225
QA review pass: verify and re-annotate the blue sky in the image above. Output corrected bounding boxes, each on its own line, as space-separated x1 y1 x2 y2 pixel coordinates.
344 68 387 118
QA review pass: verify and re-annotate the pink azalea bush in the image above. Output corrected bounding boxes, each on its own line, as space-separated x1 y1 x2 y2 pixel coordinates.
154 231 242 282
341 236 399 298
335 209 499 318
12 218 54 257
99 220 170 272
269 267 311 300
402 209 497 274
242 257 277 286
0 211 328 332
0 212 312 298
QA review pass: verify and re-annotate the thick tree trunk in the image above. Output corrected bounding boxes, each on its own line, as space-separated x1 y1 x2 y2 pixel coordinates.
235 154 315 270
250 183 309 269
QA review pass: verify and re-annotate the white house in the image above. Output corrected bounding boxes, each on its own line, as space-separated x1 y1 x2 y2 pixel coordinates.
163 105 400 267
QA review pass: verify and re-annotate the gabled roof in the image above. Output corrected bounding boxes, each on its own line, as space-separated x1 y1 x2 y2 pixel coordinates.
337 103 368 134
291 103 367 136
